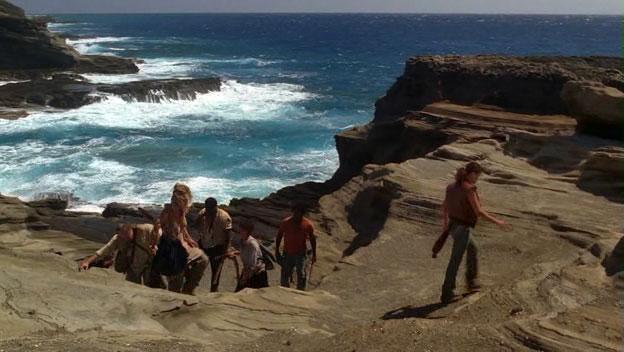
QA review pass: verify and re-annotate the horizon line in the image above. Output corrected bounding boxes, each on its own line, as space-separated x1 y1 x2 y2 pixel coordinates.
30 11 620 16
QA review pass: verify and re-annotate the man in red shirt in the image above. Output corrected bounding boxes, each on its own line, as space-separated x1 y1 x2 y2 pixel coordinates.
275 203 317 290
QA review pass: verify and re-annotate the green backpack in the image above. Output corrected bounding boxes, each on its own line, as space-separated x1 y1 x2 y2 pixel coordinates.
114 237 137 273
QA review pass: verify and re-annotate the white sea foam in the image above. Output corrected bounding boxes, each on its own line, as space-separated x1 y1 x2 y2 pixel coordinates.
67 204 106 214
65 36 134 54
0 80 29 86
0 80 314 133
83 56 278 84
66 36 134 45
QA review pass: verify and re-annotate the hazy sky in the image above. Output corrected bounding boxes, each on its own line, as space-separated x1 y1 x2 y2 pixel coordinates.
11 0 622 15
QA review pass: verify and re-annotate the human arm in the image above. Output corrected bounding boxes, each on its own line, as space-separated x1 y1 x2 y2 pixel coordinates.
275 227 283 259
224 214 233 249
79 255 98 271
309 227 317 264
467 189 509 229
79 235 119 271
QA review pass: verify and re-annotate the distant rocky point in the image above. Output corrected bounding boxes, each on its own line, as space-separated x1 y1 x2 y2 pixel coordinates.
0 0 222 120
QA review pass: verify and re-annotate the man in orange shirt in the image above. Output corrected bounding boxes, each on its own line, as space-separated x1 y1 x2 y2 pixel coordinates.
275 203 317 291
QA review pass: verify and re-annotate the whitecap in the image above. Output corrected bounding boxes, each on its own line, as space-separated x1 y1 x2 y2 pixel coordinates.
65 36 135 55
0 80 29 86
83 58 203 84
66 36 134 45
0 80 316 132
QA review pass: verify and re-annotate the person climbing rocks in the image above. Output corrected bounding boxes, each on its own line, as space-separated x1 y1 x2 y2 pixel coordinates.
439 161 511 304
153 183 209 295
275 202 317 291
234 220 269 291
79 223 162 286
196 197 233 292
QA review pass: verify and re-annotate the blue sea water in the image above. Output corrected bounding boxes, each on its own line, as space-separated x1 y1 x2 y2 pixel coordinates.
0 14 620 209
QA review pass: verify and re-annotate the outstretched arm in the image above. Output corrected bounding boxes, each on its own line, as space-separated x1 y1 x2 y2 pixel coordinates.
309 230 317 263
79 255 98 271
275 229 283 258
79 235 119 271
467 190 508 229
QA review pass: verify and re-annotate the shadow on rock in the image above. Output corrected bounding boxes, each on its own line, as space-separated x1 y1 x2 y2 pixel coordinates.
382 302 448 320
343 184 400 257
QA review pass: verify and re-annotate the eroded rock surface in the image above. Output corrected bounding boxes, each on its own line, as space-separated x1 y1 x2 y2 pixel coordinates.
373 55 622 138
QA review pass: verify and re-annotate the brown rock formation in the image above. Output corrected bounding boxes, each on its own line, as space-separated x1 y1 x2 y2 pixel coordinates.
0 0 137 72
561 80 624 138
373 55 622 138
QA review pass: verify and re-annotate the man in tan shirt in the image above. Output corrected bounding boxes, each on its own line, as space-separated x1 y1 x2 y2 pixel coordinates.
79 223 162 286
196 197 233 292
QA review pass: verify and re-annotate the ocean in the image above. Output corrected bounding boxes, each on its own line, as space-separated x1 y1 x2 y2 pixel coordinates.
0 14 619 210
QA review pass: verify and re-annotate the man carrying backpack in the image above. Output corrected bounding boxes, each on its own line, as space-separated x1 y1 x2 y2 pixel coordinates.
196 197 233 292
234 220 269 291
79 223 162 286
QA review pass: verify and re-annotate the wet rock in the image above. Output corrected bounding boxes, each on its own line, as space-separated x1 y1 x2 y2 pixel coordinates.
97 78 221 102
0 75 221 111
74 55 139 74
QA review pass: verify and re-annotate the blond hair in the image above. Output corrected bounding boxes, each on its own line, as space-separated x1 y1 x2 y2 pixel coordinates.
172 182 192 209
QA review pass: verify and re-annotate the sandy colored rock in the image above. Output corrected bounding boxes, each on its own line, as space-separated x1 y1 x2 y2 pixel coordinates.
561 80 624 138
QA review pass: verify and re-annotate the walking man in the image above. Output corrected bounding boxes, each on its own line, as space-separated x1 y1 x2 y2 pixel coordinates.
440 162 510 304
197 197 233 292
275 203 317 291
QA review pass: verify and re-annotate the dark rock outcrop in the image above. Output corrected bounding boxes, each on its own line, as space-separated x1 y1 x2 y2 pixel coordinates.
0 0 77 70
0 0 23 17
0 73 100 109
0 0 138 73
602 236 624 277
98 78 221 102
74 55 139 74
0 75 221 113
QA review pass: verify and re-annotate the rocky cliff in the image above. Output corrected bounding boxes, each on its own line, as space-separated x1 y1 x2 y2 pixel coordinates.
0 0 223 120
0 0 137 72
1 53 623 351
374 56 622 139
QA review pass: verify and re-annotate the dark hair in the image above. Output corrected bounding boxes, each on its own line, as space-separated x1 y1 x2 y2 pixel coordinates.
455 161 483 184
204 197 218 208
239 220 255 233
291 202 308 214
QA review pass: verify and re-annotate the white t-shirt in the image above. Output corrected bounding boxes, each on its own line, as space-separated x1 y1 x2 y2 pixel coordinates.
240 236 265 272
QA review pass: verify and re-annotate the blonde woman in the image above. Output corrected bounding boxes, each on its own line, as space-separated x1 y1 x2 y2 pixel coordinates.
153 183 209 295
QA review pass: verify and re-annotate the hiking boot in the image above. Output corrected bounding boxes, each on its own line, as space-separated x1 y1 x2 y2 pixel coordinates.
440 291 456 305
467 279 482 292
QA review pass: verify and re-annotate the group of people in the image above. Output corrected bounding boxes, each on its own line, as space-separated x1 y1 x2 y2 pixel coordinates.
80 161 507 305
79 183 317 295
